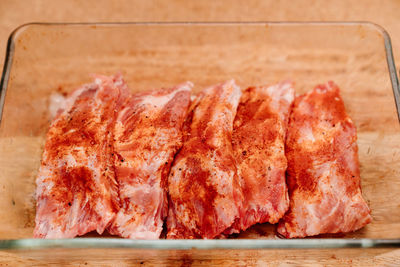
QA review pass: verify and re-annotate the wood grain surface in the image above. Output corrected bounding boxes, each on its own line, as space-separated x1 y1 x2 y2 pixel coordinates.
0 1 400 266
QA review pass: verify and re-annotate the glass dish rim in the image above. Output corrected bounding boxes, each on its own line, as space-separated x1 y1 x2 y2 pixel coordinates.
0 21 399 250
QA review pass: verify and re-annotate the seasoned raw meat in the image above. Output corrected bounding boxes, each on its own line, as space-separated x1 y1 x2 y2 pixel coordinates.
167 80 243 239
229 82 294 233
34 75 125 238
108 82 192 239
277 82 372 238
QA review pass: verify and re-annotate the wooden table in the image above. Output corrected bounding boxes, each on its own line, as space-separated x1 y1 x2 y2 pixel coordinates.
0 0 399 265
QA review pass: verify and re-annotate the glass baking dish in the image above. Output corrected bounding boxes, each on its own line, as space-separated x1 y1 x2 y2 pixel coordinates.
0 22 399 250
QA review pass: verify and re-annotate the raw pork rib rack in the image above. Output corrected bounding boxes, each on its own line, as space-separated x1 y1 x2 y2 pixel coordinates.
34 75 123 238
277 82 372 238
227 82 295 233
108 82 192 239
35 75 371 239
167 80 243 239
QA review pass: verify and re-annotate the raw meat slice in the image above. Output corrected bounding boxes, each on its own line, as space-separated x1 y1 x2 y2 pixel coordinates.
34 75 126 238
229 82 294 233
108 82 192 239
277 81 372 238
167 80 243 239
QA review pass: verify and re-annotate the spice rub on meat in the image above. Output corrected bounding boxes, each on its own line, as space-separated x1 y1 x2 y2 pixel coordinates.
277 82 372 238
228 82 294 233
108 82 192 239
34 75 125 238
167 80 243 239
